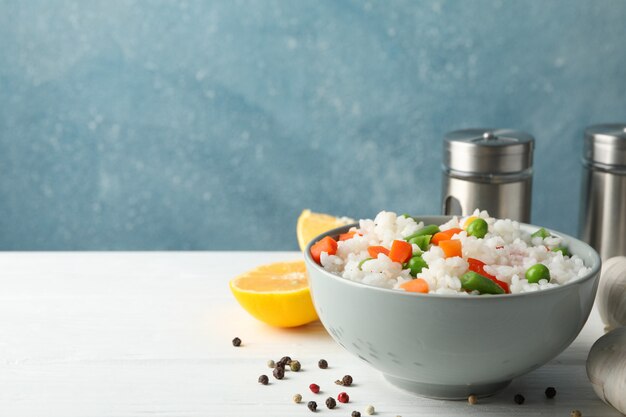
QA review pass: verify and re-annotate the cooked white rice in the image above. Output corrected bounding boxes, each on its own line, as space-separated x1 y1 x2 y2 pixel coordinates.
320 210 590 295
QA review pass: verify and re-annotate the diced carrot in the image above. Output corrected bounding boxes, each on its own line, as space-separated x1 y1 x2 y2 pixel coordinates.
431 232 449 245
310 236 338 264
463 216 478 229
367 246 390 259
439 239 462 258
447 227 463 236
339 231 356 241
400 278 429 293
389 240 413 264
431 228 463 245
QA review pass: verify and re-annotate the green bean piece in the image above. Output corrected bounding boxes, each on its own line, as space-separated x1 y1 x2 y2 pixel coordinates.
531 227 551 239
460 271 506 295
358 258 373 270
525 263 550 283
400 213 411 218
405 225 441 241
552 247 570 257
466 218 488 239
408 235 431 251
407 256 428 277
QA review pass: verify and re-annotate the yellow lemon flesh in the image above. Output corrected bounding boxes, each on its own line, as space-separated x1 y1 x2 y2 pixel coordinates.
229 260 319 328
297 209 353 251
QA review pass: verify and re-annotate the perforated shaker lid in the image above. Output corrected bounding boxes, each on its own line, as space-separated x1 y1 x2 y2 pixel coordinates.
584 124 626 168
443 129 535 175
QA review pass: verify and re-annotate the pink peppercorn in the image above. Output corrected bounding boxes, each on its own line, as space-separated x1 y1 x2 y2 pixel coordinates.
309 383 320 394
338 392 349 403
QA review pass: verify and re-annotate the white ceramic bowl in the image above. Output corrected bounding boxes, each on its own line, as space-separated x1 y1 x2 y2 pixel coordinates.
304 216 601 399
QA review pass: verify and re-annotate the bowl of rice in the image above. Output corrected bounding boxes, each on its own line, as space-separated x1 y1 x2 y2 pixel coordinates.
303 211 601 399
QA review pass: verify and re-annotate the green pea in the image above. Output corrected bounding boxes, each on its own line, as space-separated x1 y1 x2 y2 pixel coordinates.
552 247 570 257
460 271 505 295
405 225 440 241
408 235 431 251
531 228 551 239
525 263 550 284
358 258 373 270
407 256 428 277
466 218 488 239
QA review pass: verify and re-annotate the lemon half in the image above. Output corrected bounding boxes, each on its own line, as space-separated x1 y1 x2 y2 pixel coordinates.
229 260 318 328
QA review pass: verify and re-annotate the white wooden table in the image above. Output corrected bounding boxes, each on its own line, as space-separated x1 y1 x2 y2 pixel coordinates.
0 252 621 417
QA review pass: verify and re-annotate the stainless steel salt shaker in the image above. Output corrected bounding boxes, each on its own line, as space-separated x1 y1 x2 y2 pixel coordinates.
579 124 626 260
442 128 535 222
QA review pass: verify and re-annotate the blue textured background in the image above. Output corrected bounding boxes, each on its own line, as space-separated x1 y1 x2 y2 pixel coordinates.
1 1 625 250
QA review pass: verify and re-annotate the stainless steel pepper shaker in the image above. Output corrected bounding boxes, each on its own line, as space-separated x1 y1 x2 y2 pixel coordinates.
442 128 535 222
579 124 626 260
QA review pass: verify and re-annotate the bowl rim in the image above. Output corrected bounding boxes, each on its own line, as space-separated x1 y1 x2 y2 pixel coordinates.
304 215 602 300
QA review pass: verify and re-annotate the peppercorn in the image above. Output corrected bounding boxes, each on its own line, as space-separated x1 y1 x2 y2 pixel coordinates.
278 356 291 367
318 359 328 369
307 401 317 412
267 359 275 368
468 394 477 405
258 374 268 385
293 393 302 404
309 383 320 394
514 394 525 404
338 392 349 403
290 360 301 372
342 375 353 386
571 410 582 417
351 411 361 417
325 397 336 409
545 386 557 399
273 366 285 380
232 337 241 347
365 404 375 415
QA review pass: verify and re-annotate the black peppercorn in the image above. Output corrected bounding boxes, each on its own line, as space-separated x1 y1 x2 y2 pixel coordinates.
307 401 317 412
325 397 336 409
232 337 241 347
273 366 285 380
342 375 353 386
278 356 291 367
514 394 525 404
318 359 328 369
351 411 361 417
545 386 557 399
258 374 268 385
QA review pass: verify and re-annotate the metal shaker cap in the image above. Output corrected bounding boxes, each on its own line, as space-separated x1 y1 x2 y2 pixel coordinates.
444 129 534 175
584 124 626 168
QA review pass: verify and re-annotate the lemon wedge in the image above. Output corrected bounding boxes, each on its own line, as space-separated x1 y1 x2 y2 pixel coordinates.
297 209 353 251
